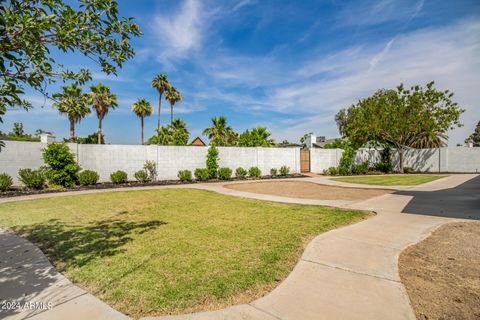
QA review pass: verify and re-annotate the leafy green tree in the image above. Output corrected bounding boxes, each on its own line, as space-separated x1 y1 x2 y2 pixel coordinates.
131 98 153 145
202 116 238 146
53 83 90 142
12 122 24 136
42 142 80 187
151 74 170 131
206 145 219 178
277 140 291 146
165 86 182 124
63 133 104 144
465 121 480 147
238 127 275 147
336 82 464 172
0 0 141 124
170 119 189 146
87 83 117 144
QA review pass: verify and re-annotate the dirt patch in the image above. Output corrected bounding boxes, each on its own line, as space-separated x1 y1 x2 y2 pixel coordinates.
399 222 480 320
224 181 391 200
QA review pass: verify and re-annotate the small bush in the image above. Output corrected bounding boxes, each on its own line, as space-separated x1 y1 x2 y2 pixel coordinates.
110 170 128 184
323 167 338 176
143 160 157 181
403 166 414 174
279 165 290 176
374 161 392 173
47 184 65 191
270 168 278 176
0 173 13 191
194 168 210 181
248 166 261 178
235 167 247 178
18 168 46 189
206 145 219 179
351 163 369 175
78 170 99 186
43 142 80 187
178 170 192 182
134 170 149 183
338 166 348 175
218 167 232 180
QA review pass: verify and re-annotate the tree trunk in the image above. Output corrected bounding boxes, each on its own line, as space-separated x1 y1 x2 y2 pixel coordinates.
141 116 144 145
157 93 162 131
398 147 405 173
69 118 75 143
98 116 103 145
170 103 173 125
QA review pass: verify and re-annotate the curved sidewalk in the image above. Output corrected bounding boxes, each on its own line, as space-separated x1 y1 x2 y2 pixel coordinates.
0 174 478 320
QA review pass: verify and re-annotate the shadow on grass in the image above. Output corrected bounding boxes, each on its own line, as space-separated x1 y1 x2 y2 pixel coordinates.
12 218 166 270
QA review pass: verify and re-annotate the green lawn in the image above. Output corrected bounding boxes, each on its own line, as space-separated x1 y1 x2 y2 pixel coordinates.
0 189 370 318
331 175 445 186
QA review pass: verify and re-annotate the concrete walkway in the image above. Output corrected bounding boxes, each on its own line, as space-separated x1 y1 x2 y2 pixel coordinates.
1 174 478 319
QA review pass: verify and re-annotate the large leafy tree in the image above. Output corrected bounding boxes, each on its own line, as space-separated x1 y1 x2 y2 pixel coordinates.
165 86 182 124
151 74 170 131
53 83 90 143
131 98 153 145
0 0 141 124
238 126 275 147
202 116 237 146
87 83 117 144
336 82 464 172
465 121 480 147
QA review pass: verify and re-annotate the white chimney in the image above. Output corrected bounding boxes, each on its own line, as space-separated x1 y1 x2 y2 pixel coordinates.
40 133 55 143
305 133 316 148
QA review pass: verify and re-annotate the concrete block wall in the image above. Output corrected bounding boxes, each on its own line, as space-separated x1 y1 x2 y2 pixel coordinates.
310 148 343 173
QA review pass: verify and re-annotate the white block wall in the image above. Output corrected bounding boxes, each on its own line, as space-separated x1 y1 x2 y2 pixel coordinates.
310 148 343 173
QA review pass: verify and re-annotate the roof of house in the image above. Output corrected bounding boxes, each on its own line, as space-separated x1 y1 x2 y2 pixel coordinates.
190 136 206 146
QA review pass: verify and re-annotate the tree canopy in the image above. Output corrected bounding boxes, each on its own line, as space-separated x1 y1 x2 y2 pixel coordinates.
238 127 275 147
465 121 480 147
336 82 464 172
202 116 237 146
0 0 141 123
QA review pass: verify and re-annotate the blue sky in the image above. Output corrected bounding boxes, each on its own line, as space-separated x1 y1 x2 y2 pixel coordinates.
4 0 480 145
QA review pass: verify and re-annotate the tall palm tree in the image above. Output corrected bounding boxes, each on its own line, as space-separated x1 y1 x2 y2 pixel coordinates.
131 98 153 145
165 86 182 124
87 83 117 144
53 83 90 143
202 116 238 146
151 74 170 131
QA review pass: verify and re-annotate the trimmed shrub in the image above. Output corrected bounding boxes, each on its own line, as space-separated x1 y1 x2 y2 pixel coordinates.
206 145 219 179
235 167 247 178
43 142 80 187
18 168 46 189
134 170 149 183
338 166 348 176
218 167 232 180
270 168 278 176
78 170 99 186
323 167 338 176
178 170 192 182
351 163 369 175
110 170 128 184
0 173 13 191
248 166 261 178
279 165 290 176
143 160 157 181
403 166 415 174
194 168 210 181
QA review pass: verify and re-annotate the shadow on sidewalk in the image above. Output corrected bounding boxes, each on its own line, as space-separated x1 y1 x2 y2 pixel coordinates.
395 175 480 220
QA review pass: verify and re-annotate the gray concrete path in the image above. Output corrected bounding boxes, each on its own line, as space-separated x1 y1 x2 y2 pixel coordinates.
0 174 478 320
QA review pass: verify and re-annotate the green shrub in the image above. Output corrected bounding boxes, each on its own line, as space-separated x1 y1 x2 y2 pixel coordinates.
42 142 80 187
78 170 99 186
323 167 338 175
0 173 13 191
47 184 65 191
235 167 247 178
279 165 290 176
375 147 393 173
206 145 219 178
143 160 157 181
134 170 149 183
403 166 414 174
18 168 46 189
194 168 210 181
338 166 348 175
110 170 128 184
218 167 232 180
178 170 192 182
270 168 278 176
248 166 261 178
351 163 369 175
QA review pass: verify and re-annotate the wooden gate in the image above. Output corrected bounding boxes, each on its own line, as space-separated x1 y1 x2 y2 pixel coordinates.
300 149 310 173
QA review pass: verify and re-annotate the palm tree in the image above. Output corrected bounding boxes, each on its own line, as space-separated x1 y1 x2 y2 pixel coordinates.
87 83 118 144
170 118 189 145
151 74 170 131
131 98 153 145
53 83 90 143
202 116 238 146
165 86 182 124
251 126 275 146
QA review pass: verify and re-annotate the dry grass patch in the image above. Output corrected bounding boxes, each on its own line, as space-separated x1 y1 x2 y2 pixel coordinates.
225 181 391 201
